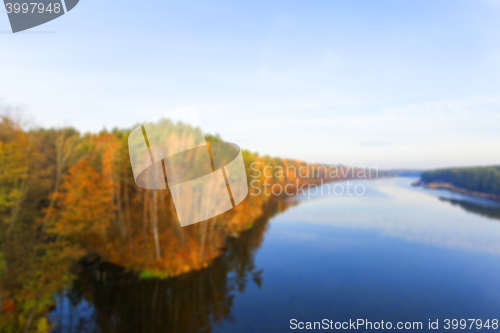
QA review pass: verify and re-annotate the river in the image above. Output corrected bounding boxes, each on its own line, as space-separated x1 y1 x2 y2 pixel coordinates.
50 178 500 332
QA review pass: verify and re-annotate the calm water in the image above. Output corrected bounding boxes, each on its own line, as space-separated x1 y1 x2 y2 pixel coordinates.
51 178 500 332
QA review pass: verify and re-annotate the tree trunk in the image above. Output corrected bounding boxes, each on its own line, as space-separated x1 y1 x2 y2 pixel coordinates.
151 191 161 259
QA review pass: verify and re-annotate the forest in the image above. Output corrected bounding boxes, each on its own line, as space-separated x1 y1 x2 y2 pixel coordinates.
420 166 500 196
0 113 365 332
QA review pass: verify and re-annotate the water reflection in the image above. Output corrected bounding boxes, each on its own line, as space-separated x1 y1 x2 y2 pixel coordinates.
439 197 500 221
272 178 500 255
50 199 297 333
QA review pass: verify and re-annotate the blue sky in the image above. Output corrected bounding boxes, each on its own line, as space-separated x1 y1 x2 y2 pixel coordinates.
1 0 500 168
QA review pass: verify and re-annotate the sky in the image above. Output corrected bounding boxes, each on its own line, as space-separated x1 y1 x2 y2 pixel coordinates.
1 0 500 169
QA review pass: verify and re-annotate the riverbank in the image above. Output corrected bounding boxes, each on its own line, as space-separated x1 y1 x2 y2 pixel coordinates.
412 181 500 201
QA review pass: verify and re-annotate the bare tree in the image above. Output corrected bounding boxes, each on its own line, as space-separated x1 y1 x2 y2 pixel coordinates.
42 130 76 228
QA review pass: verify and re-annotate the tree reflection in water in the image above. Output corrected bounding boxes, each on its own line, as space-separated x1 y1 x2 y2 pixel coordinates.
439 197 500 221
50 198 297 333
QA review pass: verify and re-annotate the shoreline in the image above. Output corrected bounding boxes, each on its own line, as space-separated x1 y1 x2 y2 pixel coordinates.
412 181 500 202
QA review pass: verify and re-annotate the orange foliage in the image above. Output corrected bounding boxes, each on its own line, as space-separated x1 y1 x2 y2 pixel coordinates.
1 299 15 313
48 159 113 240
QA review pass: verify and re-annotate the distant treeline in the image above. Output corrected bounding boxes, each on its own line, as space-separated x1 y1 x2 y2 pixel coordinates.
381 169 423 178
420 166 500 195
